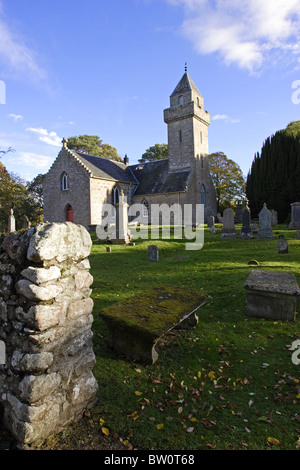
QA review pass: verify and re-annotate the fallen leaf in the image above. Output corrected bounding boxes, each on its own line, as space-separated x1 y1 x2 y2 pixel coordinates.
101 427 110 436
156 424 164 430
186 427 194 433
135 391 143 396
267 437 280 446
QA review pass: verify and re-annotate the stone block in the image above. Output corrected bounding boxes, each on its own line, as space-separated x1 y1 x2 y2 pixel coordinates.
21 266 61 285
18 372 61 404
17 280 63 302
244 270 300 321
27 222 92 263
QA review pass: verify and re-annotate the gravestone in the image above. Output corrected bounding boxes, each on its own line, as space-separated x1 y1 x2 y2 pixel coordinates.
244 270 300 321
240 204 252 239
221 208 236 238
148 245 159 262
296 230 300 240
278 235 288 254
100 285 208 364
114 195 131 244
257 203 273 239
207 215 214 228
289 202 300 230
8 208 15 233
270 210 278 227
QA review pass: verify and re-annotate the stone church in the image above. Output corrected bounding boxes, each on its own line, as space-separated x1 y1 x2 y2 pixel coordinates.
43 69 217 230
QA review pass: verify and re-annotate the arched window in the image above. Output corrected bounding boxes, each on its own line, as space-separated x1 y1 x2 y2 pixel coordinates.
200 184 206 206
61 172 69 191
113 186 120 206
178 95 184 106
142 199 149 217
66 204 74 223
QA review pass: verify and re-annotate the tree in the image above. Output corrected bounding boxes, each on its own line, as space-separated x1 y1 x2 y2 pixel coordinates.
67 135 122 162
0 147 14 158
208 152 246 213
0 167 43 232
139 144 168 163
246 121 300 222
27 173 45 207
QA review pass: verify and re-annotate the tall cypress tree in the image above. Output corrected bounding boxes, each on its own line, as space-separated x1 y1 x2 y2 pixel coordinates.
246 121 300 222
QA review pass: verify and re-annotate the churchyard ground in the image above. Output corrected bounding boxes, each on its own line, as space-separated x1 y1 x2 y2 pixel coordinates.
43 225 300 450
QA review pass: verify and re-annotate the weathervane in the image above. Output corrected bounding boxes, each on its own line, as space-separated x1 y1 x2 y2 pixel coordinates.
185 62 187 72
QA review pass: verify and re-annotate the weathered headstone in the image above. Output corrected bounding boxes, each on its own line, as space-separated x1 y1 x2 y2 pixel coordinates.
207 215 215 228
277 235 288 254
270 210 278 227
244 269 300 321
221 208 236 238
240 204 252 239
114 193 131 244
257 203 273 239
296 230 300 240
148 245 159 262
8 208 15 233
289 202 300 230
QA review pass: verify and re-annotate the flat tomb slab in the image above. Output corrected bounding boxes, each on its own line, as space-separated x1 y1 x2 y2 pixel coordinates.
244 270 300 322
99 285 208 363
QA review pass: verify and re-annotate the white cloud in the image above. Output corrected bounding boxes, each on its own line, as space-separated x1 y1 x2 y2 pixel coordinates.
9 151 53 170
168 0 300 72
8 113 23 122
26 127 62 147
0 3 46 80
212 114 240 124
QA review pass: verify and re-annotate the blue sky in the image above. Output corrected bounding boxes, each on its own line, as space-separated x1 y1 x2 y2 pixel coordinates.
0 0 300 182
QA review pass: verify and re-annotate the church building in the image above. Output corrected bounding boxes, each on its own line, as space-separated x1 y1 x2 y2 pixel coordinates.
43 69 217 230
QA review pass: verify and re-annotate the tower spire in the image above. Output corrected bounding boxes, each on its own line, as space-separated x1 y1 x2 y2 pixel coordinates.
185 62 187 73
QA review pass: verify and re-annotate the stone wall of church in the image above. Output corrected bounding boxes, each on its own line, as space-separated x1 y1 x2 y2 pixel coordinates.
90 179 133 227
43 147 91 228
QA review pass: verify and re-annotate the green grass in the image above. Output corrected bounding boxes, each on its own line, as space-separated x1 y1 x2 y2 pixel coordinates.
55 225 300 450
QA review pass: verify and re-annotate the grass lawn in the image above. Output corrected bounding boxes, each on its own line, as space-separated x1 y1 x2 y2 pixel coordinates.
48 224 300 451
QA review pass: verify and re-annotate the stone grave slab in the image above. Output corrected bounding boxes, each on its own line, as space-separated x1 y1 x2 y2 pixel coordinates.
99 285 208 363
244 270 300 321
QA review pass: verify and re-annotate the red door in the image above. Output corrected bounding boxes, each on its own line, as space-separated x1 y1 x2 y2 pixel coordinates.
66 204 74 223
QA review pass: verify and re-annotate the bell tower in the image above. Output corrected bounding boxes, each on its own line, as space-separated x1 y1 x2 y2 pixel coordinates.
163 66 211 172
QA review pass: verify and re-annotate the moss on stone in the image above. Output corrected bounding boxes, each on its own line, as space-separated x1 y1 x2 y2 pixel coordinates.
100 285 207 337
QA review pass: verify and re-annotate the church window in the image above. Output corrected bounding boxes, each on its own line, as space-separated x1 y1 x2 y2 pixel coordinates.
142 199 149 217
61 172 69 191
112 186 120 206
179 130 182 143
178 95 184 106
200 131 203 144
200 184 206 205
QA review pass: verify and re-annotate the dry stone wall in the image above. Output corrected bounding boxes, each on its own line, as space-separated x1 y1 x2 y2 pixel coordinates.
0 222 98 448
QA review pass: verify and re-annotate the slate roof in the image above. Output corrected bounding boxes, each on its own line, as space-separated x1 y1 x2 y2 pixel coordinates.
129 159 190 196
170 72 201 97
72 150 190 196
74 151 136 184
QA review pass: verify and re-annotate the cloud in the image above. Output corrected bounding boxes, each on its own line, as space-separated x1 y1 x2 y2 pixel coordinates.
168 0 300 72
0 3 46 80
9 151 53 170
9 113 23 122
212 114 240 124
26 127 62 147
